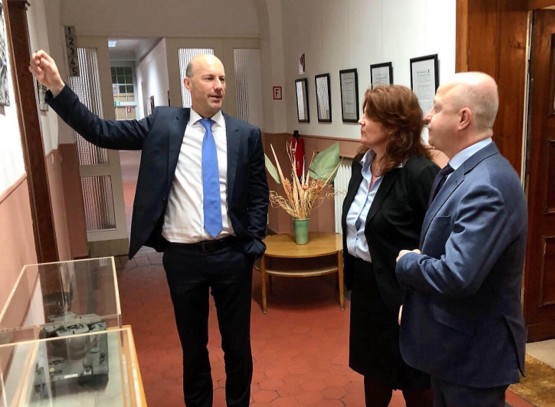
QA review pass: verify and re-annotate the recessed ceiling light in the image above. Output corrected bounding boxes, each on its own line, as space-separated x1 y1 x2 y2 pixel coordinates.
108 40 118 48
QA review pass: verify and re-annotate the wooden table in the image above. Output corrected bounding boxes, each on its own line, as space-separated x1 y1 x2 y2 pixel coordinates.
259 232 344 313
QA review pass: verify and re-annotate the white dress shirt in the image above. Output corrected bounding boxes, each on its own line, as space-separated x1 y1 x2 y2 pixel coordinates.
162 109 233 243
346 150 382 262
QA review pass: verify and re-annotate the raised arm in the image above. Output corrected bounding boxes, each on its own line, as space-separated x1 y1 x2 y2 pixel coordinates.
29 50 65 96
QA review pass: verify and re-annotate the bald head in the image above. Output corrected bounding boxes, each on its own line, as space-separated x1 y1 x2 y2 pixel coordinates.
186 54 224 79
442 72 499 132
425 72 500 158
184 54 226 118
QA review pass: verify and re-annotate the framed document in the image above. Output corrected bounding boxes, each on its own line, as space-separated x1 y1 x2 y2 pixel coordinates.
295 78 310 122
370 62 393 89
315 73 332 122
339 69 359 123
410 54 439 114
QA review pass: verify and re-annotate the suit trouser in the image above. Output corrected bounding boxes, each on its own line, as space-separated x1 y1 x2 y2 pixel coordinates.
163 240 254 407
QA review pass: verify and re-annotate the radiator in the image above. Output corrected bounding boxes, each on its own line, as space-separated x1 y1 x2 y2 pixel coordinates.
333 157 353 233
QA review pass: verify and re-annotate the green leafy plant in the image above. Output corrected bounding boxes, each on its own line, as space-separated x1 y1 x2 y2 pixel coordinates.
265 142 340 219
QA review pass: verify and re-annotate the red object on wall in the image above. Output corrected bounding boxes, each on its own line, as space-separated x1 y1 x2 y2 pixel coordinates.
290 131 305 177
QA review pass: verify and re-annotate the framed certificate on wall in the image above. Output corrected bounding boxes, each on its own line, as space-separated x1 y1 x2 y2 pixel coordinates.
339 69 359 123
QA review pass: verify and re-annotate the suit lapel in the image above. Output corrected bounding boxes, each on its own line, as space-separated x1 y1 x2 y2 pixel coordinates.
167 109 189 189
224 113 240 200
421 169 464 242
366 168 400 223
342 159 363 218
342 161 400 227
420 142 500 244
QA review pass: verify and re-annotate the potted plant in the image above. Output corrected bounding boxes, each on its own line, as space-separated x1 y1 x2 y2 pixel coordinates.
265 141 340 244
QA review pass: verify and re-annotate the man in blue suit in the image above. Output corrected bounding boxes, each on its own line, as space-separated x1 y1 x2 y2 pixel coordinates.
30 51 268 407
396 72 527 407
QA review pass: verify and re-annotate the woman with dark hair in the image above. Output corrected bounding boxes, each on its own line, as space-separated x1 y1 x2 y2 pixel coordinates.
341 85 438 406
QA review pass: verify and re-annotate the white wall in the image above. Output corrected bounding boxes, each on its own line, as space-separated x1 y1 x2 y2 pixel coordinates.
136 39 169 118
59 0 259 38
38 0 456 141
0 13 25 194
279 0 456 139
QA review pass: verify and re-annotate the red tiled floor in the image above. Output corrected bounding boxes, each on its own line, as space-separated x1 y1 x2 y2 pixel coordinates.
116 150 535 407
116 251 535 406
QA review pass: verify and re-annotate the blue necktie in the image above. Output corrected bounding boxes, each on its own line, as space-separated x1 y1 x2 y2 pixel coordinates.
199 118 222 237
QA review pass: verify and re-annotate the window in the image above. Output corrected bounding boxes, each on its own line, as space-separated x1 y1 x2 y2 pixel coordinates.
111 66 136 120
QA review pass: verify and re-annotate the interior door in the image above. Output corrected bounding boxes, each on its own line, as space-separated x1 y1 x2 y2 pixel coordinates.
69 37 128 256
524 9 555 342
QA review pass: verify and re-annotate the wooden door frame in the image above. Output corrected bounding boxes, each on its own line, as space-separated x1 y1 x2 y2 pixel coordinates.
5 0 58 262
456 0 555 341
456 0 530 173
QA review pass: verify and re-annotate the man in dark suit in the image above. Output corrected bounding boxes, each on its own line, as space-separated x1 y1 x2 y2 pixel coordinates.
396 72 527 407
30 50 268 407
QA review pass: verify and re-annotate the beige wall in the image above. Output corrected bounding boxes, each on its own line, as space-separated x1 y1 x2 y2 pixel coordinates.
0 179 38 308
45 149 88 261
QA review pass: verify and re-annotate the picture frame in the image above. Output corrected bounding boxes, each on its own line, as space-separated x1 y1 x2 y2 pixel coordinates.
410 54 439 113
295 78 310 123
0 2 10 107
370 62 393 89
315 73 331 122
339 68 359 123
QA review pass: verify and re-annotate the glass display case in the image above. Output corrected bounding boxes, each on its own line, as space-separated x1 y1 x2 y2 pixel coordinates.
0 257 121 344
0 326 144 406
0 258 146 406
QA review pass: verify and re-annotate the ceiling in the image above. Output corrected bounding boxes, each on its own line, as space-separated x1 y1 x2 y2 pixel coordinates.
108 37 161 62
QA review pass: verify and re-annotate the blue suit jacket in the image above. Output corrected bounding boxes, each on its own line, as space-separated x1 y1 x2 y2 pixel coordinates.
395 142 527 388
47 86 269 259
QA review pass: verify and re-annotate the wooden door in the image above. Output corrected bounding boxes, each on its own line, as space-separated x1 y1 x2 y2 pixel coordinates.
524 9 555 342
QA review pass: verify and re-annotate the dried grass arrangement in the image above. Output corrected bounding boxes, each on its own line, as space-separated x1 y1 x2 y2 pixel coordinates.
265 142 340 220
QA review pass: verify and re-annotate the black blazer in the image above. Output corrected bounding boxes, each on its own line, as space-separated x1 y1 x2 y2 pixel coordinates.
341 154 438 313
47 86 269 259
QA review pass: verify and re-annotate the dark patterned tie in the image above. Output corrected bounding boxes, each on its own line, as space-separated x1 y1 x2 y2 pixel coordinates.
428 164 454 206
199 118 222 237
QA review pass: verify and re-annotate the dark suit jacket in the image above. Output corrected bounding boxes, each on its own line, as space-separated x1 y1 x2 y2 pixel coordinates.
396 142 527 388
47 86 269 259
342 154 438 313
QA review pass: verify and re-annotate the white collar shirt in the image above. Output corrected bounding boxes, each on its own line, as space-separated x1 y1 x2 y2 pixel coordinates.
162 109 232 243
345 150 383 262
447 137 493 177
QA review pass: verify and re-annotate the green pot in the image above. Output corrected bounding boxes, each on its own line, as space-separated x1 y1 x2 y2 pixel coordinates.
293 218 310 244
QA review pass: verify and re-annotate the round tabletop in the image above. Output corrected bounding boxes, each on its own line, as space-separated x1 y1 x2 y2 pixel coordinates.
263 232 342 258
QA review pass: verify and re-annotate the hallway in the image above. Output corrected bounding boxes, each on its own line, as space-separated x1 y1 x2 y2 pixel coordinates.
116 150 537 406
